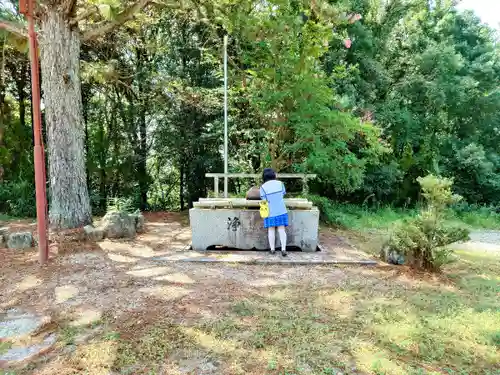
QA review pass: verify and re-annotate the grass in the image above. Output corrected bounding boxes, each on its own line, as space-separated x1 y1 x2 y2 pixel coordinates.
35 246 499 375
0 341 12 355
191 252 500 375
309 201 500 231
0 214 16 222
2 205 499 375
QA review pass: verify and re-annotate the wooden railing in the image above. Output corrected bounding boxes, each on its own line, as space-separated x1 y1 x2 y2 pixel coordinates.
205 173 317 198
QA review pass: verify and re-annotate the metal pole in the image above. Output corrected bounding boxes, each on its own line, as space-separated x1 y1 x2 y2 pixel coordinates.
21 0 49 264
223 35 228 198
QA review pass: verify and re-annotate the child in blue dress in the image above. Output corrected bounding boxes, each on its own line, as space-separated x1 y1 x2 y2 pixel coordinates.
260 168 288 256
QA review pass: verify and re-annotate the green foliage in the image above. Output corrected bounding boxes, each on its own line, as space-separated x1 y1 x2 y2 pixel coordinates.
233 0 385 192
2 0 500 215
383 175 469 271
106 197 137 214
0 180 36 217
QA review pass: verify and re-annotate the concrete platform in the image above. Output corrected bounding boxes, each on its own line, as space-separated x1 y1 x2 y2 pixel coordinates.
189 206 320 251
151 243 377 265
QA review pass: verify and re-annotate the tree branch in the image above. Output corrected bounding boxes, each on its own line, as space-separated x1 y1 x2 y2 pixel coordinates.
64 0 78 17
81 0 151 41
0 20 27 39
69 6 99 26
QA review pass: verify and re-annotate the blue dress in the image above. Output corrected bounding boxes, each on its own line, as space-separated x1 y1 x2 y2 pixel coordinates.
260 180 289 229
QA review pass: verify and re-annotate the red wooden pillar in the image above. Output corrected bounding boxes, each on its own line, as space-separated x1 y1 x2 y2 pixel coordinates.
20 0 49 264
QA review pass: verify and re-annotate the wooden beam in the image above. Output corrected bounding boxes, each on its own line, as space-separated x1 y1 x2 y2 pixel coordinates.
214 176 219 197
194 199 314 209
205 173 317 179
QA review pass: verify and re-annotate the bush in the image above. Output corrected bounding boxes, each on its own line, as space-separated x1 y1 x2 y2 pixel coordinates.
0 180 37 218
382 175 469 271
106 197 137 214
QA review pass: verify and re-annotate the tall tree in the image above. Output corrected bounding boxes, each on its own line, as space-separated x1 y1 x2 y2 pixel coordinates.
0 0 177 228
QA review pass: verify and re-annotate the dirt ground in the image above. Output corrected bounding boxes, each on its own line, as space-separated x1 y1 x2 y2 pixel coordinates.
0 213 374 374
2 214 498 375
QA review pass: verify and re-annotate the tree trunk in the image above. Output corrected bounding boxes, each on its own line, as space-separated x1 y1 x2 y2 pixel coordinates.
82 83 91 190
39 10 91 229
137 106 148 210
179 162 185 211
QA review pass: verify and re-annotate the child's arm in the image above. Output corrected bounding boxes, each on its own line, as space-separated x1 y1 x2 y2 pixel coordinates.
260 187 266 200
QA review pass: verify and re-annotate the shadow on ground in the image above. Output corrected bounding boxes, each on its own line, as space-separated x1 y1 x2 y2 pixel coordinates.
0 214 498 374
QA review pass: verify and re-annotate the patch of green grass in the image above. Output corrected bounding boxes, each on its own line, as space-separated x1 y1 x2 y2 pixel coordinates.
0 341 12 355
58 325 81 346
445 208 500 230
193 249 500 375
0 214 15 222
308 198 500 231
112 321 197 370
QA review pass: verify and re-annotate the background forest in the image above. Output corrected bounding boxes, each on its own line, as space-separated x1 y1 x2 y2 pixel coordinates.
1 0 499 222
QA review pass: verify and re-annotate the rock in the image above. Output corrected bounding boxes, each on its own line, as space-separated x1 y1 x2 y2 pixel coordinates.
0 333 57 367
83 225 104 242
0 227 9 236
0 309 50 340
133 212 145 233
245 186 261 200
0 235 5 248
381 246 405 265
100 211 136 239
388 251 405 265
6 232 33 249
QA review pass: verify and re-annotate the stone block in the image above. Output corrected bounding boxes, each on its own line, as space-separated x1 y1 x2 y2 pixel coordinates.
100 211 136 239
132 212 146 233
189 208 319 251
7 232 33 249
83 225 104 242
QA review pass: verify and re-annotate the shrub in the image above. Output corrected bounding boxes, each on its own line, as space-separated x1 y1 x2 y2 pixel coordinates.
382 175 469 271
0 180 37 218
106 197 137 214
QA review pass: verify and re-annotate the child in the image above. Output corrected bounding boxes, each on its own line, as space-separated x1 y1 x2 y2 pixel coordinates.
260 168 288 256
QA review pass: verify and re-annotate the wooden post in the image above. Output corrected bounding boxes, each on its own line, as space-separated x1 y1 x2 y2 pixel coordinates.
20 0 48 264
302 176 309 196
214 176 219 198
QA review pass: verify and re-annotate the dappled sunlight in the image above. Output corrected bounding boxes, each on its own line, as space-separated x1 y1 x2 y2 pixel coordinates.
181 325 279 375
69 308 102 327
135 223 191 250
183 304 218 319
247 277 284 287
350 338 408 375
1 213 499 374
69 340 117 374
54 285 80 304
98 239 156 258
420 308 500 365
138 285 192 301
154 272 195 284
126 266 173 278
106 253 138 263
15 275 42 292
315 290 356 318
0 297 20 310
184 326 239 354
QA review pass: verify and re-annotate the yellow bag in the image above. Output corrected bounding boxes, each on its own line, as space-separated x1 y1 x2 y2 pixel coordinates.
259 200 269 218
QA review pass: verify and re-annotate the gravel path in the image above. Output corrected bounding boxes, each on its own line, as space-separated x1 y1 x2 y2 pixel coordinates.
454 230 500 254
